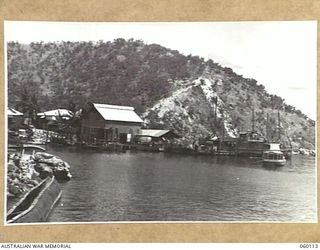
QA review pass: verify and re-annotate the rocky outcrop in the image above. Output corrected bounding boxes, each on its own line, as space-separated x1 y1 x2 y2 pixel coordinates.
33 152 72 181
7 151 71 212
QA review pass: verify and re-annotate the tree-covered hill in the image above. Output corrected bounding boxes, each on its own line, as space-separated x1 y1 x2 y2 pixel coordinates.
7 39 315 149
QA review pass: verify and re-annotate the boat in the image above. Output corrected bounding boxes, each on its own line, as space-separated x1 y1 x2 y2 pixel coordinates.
27 138 46 145
262 143 286 166
8 144 46 155
6 176 61 223
236 131 267 156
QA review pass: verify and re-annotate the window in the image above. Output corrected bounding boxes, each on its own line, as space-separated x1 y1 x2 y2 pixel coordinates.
127 133 132 142
110 128 113 140
89 127 97 135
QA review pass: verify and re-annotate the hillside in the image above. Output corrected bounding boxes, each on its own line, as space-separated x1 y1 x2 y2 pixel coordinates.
7 39 315 150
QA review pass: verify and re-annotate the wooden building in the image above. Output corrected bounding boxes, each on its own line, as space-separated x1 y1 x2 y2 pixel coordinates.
137 129 178 141
80 103 143 144
37 109 74 120
7 107 23 130
36 109 74 131
134 129 179 151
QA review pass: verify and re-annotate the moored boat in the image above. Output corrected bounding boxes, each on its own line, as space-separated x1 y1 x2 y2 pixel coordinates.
236 131 267 157
262 143 286 166
6 176 61 223
27 138 46 145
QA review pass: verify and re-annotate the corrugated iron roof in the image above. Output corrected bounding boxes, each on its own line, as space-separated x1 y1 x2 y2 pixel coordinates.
140 129 171 137
7 108 23 116
93 103 143 123
37 109 74 117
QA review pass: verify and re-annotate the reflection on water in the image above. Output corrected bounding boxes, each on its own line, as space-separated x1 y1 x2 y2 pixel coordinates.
47 145 316 222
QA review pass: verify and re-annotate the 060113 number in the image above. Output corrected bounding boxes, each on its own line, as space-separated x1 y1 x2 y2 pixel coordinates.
300 244 319 248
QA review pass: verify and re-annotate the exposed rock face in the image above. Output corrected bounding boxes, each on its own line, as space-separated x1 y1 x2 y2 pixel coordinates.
143 77 238 144
144 75 314 149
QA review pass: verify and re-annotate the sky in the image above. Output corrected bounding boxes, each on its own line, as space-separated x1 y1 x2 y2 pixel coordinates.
4 21 317 120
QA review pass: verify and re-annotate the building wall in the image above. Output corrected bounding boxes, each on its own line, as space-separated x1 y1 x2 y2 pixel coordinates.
105 122 141 135
81 109 142 143
81 110 105 128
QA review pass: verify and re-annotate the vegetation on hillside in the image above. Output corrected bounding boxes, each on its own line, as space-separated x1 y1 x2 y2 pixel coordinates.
7 39 315 149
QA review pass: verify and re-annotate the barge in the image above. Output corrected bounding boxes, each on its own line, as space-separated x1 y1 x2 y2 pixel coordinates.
7 176 61 224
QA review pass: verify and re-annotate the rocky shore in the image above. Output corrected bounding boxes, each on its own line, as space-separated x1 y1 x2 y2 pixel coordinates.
7 149 71 212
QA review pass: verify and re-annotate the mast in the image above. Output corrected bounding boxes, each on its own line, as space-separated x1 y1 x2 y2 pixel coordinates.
278 109 281 142
219 110 224 150
266 113 269 141
222 111 225 141
251 108 255 131
214 96 217 136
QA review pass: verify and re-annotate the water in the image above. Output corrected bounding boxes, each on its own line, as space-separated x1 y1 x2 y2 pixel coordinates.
47 145 316 222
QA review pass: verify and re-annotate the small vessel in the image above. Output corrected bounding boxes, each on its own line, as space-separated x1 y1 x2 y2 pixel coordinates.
27 138 46 145
6 176 61 223
236 131 267 156
8 144 46 154
262 143 286 166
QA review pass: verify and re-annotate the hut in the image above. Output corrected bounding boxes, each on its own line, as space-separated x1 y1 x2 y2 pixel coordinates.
140 129 178 140
36 109 74 131
135 129 178 144
37 109 73 121
134 129 179 151
80 103 143 144
7 108 23 130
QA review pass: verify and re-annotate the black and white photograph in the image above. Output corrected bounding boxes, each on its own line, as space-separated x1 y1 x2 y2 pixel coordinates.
4 21 317 224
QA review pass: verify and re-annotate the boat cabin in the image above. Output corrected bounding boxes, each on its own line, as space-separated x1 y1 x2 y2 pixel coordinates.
263 151 285 160
263 143 281 151
239 131 266 142
236 131 267 156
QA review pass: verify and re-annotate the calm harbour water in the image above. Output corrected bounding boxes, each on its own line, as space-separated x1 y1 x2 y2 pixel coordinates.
47 145 316 222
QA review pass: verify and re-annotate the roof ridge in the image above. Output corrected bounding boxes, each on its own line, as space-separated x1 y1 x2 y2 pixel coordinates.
93 103 134 111
92 103 143 123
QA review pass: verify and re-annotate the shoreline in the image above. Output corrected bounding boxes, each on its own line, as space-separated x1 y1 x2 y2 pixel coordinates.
6 144 71 223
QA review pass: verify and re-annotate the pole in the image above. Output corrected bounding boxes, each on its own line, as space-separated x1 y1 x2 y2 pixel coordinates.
252 108 255 131
44 114 48 150
266 113 269 141
214 97 217 136
222 112 225 141
278 109 281 142
220 111 224 151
